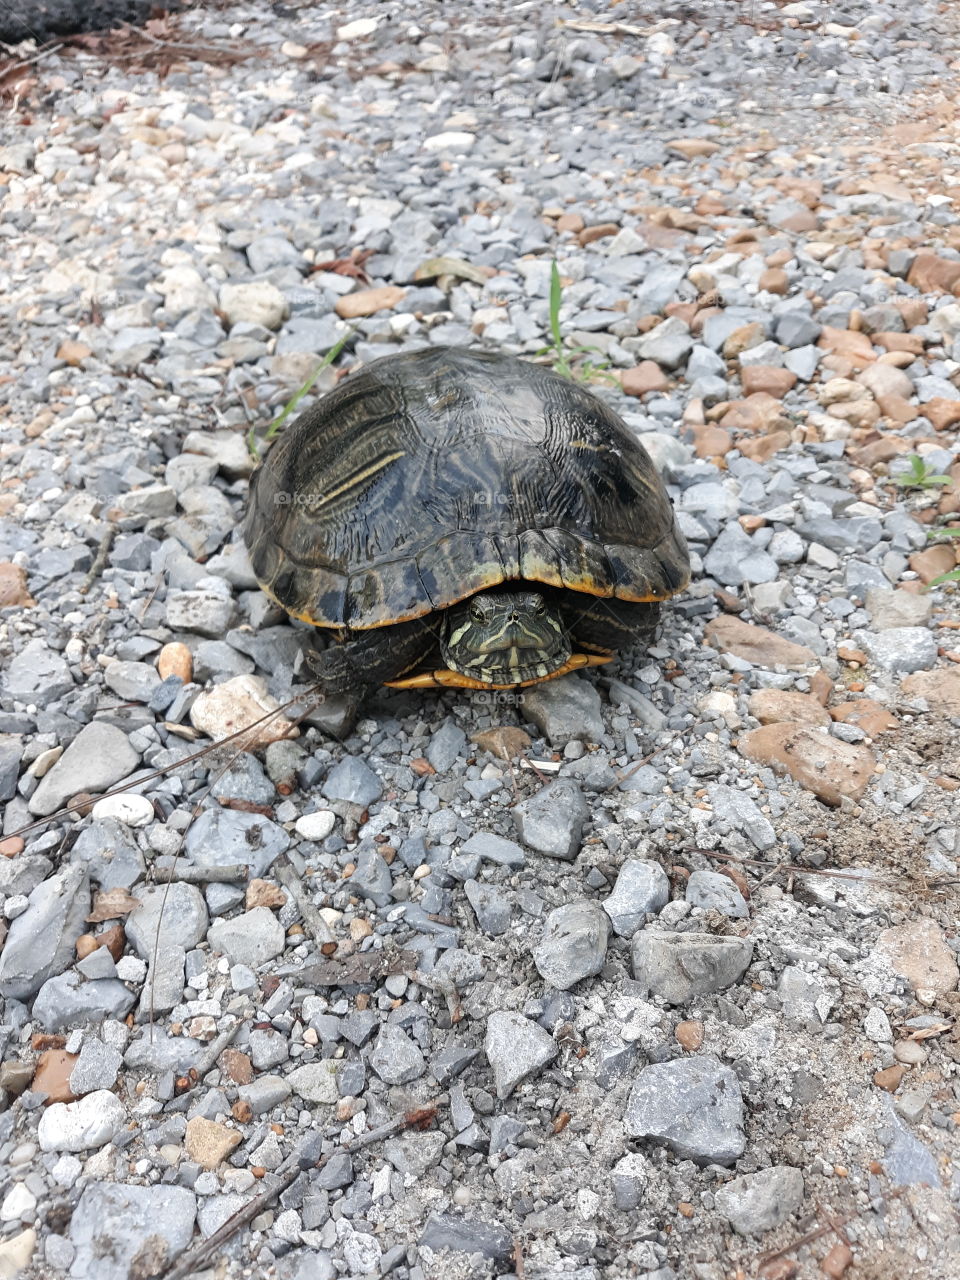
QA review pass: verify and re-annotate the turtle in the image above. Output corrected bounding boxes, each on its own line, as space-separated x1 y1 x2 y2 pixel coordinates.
243 346 690 694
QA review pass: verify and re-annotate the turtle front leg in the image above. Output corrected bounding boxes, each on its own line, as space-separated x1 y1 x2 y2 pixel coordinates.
305 617 438 695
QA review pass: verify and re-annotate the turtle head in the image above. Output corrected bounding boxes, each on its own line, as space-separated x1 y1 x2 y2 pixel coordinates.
440 590 572 686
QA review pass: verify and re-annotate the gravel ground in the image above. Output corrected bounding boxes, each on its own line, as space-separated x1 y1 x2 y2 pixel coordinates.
1 3 960 1278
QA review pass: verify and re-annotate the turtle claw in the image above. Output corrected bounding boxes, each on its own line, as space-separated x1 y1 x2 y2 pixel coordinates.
383 652 613 691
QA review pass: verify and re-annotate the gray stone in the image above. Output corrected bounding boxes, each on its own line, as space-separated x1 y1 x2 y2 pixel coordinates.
249 1027 289 1070
632 932 754 1004
685 870 750 919
714 1166 805 1235
533 900 610 990
165 589 236 637
76 811 157 879
513 778 590 860
0 864 89 1000
350 846 393 905
69 1039 123 1096
124 1029 206 1074
287 1061 339 1105
103 661 161 703
33 972 136 1031
208 907 285 967
425 718 467 772
238 1075 292 1114
125 883 208 960
783 344 821 380
321 756 382 806
460 832 526 868
210 753 275 807
28 722 139 817
4 639 73 704
704 525 778 587
637 316 693 369
69 1183 197 1280
139 944 186 1016
777 966 833 1023
0 735 22 801
611 1152 649 1211
775 312 822 348
522 674 605 746
184 808 289 877
603 859 670 937
464 880 512 936
624 1055 746 1165
853 627 938 674
419 1212 513 1261
484 1010 558 1099
368 1025 426 1085
708 785 776 851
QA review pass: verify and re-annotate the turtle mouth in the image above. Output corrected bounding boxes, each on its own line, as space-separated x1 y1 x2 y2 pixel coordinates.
440 590 572 686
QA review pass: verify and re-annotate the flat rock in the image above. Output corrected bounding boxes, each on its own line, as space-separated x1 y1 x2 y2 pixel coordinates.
876 920 959 996
624 1055 746 1165
854 627 938 674
69 1183 197 1280
125 883 208 960
368 1025 426 1085
321 755 383 806
632 931 754 1004
685 869 749 918
335 285 406 318
484 1010 558 1099
184 807 289 877
208 907 285 967
286 1060 339 1104
190 675 300 748
748 689 831 728
704 617 816 670
0 863 89 1000
532 900 610 990
738 724 875 806
715 1166 805 1235
419 1212 513 1262
185 1117 242 1170
28 722 139 817
902 668 960 714
830 699 898 736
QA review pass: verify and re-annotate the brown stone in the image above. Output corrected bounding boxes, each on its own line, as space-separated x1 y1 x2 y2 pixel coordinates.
741 366 796 397
556 212 584 233
0 563 35 609
75 934 99 959
189 675 299 748
758 267 789 295
245 879 286 910
737 725 876 806
817 326 876 369
704 616 817 670
335 286 406 319
719 393 789 433
873 1064 906 1093
470 727 532 761
220 1048 254 1085
621 361 669 397
830 700 898 737
875 394 918 427
723 321 765 359
185 1116 243 1170
921 397 960 431
674 1020 705 1051
667 138 720 159
857 363 912 400
1 836 25 859
737 431 792 462
691 424 732 459
778 210 819 233
826 398 881 429
157 642 192 684
871 332 924 354
908 544 957 583
578 223 620 246
56 340 93 366
907 252 960 295
809 670 833 706
695 194 728 217
748 689 831 728
876 920 959 995
902 667 960 714
32 1050 79 1104
895 298 928 327
98 925 126 962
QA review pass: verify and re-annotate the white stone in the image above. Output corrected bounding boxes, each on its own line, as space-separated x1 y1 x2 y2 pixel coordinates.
337 17 379 39
295 811 336 842
219 281 288 331
0 1183 36 1222
422 132 476 152
37 1090 126 1153
91 793 154 827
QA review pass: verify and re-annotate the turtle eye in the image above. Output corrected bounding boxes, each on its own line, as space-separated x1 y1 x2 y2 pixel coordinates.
534 601 547 616
470 605 485 623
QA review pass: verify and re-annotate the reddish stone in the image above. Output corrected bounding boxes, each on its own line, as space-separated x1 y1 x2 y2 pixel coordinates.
758 267 789 294
907 252 960 295
719 393 789 433
830 700 898 737
578 223 620 246
921 398 960 431
741 366 797 397
737 431 791 461
621 361 669 397
871 332 924 354
817 326 876 369
691 424 732 458
908 544 957 583
33 1050 79 1103
556 212 584 233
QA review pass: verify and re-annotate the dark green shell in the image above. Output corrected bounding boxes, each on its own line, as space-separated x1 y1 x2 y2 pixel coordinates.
244 346 690 629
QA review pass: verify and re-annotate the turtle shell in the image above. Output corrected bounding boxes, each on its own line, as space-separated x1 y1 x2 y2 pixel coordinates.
243 346 690 629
